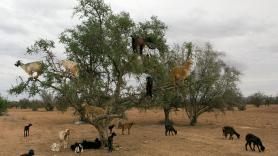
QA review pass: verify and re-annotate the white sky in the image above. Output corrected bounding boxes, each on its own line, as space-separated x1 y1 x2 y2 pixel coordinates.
0 0 278 100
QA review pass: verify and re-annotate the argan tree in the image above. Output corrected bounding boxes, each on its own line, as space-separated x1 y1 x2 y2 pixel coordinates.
182 43 241 125
10 0 168 145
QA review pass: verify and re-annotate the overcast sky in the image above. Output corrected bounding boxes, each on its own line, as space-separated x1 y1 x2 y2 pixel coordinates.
0 0 278 100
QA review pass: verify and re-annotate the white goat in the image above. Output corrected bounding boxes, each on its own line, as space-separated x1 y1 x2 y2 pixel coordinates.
15 60 44 78
59 60 79 78
59 129 70 149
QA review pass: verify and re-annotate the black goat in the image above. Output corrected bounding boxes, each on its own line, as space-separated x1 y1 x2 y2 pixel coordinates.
20 149 34 156
146 76 153 97
82 138 102 149
108 132 116 152
222 126 240 139
24 123 32 137
109 124 115 134
245 133 265 152
165 124 177 136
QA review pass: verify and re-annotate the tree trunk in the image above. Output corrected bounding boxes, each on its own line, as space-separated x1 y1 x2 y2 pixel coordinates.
190 115 197 126
94 120 110 147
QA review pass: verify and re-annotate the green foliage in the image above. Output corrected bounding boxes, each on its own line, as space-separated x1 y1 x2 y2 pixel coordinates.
0 96 8 116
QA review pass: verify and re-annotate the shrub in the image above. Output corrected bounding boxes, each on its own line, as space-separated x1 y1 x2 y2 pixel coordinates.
0 96 8 116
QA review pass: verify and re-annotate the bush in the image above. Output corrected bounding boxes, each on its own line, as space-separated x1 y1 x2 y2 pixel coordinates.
237 104 246 111
247 92 265 107
0 96 8 116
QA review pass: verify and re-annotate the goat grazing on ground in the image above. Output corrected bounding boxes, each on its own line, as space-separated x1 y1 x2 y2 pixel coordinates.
59 60 79 78
222 126 240 139
109 124 115 134
82 138 102 149
146 76 153 97
59 129 70 149
15 60 44 78
24 123 32 137
20 149 34 156
245 133 265 152
82 102 106 121
108 132 116 152
170 59 193 87
131 36 156 55
165 124 177 136
50 143 61 156
118 122 134 135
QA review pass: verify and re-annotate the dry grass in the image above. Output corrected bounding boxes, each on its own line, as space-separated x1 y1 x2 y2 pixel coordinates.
0 105 278 156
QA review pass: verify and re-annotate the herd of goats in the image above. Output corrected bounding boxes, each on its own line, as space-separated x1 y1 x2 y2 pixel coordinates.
15 36 265 155
20 123 265 155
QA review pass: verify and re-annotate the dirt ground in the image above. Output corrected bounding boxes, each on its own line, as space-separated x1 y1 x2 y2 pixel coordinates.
0 105 277 156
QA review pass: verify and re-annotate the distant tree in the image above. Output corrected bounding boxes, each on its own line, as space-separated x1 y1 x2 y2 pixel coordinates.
247 92 265 107
0 95 8 116
40 90 55 111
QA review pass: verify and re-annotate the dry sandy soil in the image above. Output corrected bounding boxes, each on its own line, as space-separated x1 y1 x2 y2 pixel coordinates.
0 105 277 156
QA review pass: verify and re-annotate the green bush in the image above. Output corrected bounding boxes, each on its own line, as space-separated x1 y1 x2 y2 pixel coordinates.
0 96 8 116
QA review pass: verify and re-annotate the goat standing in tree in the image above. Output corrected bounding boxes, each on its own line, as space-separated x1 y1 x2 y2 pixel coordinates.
146 76 153 97
15 60 44 79
170 59 193 87
59 60 79 78
24 123 32 137
131 36 156 55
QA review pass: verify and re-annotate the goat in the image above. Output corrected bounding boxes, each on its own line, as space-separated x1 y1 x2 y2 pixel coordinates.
118 122 134 135
165 124 177 136
51 142 61 152
20 149 34 156
81 138 102 149
74 143 83 153
170 59 193 87
131 36 156 55
146 76 153 97
24 123 32 137
108 132 116 152
59 60 79 78
222 126 240 139
245 133 265 152
82 102 106 121
59 129 70 149
109 124 115 134
15 60 44 78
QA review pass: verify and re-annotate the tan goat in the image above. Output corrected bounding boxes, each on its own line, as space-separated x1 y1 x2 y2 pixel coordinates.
59 60 79 78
